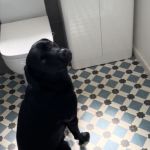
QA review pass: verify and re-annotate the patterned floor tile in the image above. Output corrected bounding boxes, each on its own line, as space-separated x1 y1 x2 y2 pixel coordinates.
113 125 127 138
131 133 147 147
121 112 136 124
139 119 150 132
103 140 119 150
96 118 110 129
0 58 150 150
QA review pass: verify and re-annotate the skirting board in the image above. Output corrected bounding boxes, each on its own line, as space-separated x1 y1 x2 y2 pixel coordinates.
134 47 150 76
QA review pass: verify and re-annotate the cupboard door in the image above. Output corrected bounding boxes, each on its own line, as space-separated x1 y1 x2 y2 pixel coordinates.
60 0 103 69
100 0 134 60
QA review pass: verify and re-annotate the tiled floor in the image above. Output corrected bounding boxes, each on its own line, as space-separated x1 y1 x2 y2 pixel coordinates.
0 58 150 150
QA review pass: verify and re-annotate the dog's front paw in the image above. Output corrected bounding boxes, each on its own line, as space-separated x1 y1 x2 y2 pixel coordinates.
78 132 90 146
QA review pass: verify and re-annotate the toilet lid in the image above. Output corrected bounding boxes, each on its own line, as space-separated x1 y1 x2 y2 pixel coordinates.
0 16 53 59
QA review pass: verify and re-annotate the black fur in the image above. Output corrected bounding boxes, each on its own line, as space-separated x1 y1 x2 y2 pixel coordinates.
16 39 90 150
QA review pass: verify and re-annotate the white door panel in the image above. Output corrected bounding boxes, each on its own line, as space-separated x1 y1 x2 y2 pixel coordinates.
60 0 103 69
59 0 134 69
100 0 134 57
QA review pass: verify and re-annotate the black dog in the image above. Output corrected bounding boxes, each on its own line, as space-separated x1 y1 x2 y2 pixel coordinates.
17 39 90 150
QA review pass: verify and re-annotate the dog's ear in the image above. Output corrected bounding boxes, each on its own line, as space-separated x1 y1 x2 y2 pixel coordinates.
59 48 72 65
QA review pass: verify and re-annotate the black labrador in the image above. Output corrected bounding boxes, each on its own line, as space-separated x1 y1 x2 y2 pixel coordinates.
17 39 90 150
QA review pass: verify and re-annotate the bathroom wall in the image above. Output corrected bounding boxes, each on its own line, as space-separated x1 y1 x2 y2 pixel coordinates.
0 0 46 23
134 0 150 74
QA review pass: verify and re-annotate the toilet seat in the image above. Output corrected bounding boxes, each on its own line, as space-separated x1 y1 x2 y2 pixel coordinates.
0 16 53 58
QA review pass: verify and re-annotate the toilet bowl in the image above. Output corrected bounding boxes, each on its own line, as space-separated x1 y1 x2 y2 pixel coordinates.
0 16 53 75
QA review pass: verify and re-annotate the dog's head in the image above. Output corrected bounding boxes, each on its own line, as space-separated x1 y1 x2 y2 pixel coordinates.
25 39 72 90
27 39 72 71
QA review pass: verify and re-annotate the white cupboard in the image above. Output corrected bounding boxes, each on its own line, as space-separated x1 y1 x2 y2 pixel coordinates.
59 0 134 69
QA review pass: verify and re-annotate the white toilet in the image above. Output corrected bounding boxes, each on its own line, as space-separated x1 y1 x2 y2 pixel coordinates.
0 16 53 75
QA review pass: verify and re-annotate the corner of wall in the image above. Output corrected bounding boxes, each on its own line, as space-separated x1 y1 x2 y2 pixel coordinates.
134 47 150 76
